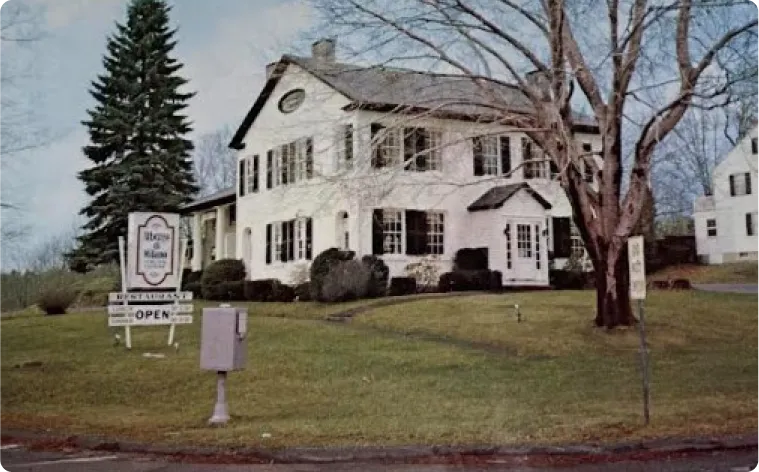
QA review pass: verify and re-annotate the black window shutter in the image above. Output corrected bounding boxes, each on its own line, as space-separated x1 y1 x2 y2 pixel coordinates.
287 220 295 261
473 137 484 176
372 209 384 255
403 128 415 170
415 129 429 171
747 213 753 236
500 136 511 175
266 150 273 189
549 160 559 178
745 173 752 195
405 210 427 255
729 174 736 196
305 138 313 178
252 155 259 192
371 123 384 168
238 159 246 196
305 218 313 260
265 224 272 264
522 138 532 178
345 125 353 163
552 217 571 258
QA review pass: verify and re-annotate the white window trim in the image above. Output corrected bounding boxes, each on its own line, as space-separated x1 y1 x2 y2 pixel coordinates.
374 127 443 172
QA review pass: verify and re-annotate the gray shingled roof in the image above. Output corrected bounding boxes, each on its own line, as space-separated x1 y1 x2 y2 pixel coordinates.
230 55 598 149
286 55 536 119
467 183 552 212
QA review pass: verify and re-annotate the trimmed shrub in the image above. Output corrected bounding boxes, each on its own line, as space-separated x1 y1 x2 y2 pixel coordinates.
310 248 356 302
182 269 203 286
201 259 246 300
454 248 489 271
272 283 296 302
294 282 312 301
361 255 389 298
439 270 500 292
184 282 203 298
244 279 279 301
203 280 245 301
321 260 371 302
671 278 692 290
549 269 586 290
388 276 417 296
37 285 78 315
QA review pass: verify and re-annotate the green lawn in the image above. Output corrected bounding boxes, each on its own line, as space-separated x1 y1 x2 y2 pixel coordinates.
2 291 756 449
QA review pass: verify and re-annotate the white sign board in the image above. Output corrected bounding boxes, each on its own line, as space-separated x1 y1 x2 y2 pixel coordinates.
109 315 193 327
127 212 181 289
627 235 647 300
109 291 193 303
108 304 194 315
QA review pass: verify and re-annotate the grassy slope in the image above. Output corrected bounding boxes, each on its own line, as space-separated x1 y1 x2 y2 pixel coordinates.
649 262 757 284
2 292 756 448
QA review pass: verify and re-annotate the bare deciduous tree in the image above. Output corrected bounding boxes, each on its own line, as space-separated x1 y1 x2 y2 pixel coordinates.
317 0 756 328
192 126 237 196
1 2 46 245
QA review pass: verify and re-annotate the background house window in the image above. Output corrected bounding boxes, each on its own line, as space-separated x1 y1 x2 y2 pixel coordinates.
706 218 717 237
427 212 444 255
382 210 403 254
752 138 757 155
729 172 751 196
747 212 757 236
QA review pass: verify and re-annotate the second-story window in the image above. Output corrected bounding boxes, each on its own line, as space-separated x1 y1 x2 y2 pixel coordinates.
371 123 441 171
522 137 548 179
266 137 313 189
729 172 752 196
473 135 511 177
335 124 353 170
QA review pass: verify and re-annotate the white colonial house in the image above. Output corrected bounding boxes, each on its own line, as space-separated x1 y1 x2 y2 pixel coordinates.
181 39 601 286
693 125 758 264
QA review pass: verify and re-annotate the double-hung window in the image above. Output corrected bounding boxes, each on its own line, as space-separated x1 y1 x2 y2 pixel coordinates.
371 123 442 171
473 135 511 176
372 209 445 256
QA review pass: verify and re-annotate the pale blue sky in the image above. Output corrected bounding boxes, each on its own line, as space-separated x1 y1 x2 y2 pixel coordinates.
1 0 316 263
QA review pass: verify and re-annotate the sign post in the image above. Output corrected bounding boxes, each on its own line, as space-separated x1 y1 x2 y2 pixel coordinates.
110 212 193 348
628 235 650 425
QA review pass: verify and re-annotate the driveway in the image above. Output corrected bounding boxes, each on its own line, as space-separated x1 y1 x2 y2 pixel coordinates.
1 443 757 472
692 284 758 294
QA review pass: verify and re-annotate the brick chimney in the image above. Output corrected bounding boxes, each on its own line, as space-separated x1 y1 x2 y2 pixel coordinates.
311 38 336 63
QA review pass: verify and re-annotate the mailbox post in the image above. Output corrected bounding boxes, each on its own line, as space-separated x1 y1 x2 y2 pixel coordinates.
200 305 247 425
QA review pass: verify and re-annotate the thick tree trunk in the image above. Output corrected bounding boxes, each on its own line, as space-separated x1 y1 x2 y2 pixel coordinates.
594 243 635 328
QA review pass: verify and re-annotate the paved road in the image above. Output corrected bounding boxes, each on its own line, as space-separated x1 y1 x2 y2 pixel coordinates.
0 444 756 471
692 284 758 294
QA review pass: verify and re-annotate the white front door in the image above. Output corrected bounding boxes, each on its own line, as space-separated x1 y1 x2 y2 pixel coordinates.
504 219 545 282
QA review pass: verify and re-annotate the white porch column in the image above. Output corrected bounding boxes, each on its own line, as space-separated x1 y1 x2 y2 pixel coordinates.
215 205 227 260
191 213 203 271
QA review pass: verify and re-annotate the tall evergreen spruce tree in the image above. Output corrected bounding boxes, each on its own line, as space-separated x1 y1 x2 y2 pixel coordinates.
67 0 197 271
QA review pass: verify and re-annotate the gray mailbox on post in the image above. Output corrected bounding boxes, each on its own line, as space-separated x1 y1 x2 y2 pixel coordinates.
200 306 247 425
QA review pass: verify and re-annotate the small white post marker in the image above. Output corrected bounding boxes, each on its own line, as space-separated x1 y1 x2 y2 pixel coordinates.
118 236 131 350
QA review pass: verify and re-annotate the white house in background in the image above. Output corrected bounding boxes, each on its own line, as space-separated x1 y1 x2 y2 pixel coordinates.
181 38 601 286
693 125 758 264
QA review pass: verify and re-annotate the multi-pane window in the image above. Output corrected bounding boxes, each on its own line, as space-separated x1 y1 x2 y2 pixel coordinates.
382 210 403 254
266 137 313 189
570 224 585 258
266 218 313 264
730 172 752 196
375 209 445 256
245 156 258 194
505 223 512 269
582 143 594 183
535 224 541 269
473 135 511 177
747 212 757 236
336 124 354 170
371 124 442 171
522 138 548 179
706 218 717 237
480 136 499 175
427 212 444 255
517 224 532 258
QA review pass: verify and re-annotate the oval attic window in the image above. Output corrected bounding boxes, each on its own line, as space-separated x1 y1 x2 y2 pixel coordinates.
278 89 305 113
